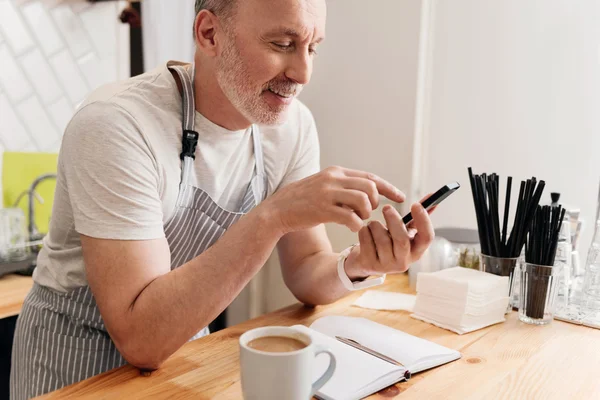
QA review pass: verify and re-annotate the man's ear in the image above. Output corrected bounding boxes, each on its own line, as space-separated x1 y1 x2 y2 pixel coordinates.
194 10 223 57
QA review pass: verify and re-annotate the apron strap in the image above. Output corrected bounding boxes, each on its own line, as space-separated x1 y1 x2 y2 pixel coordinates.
168 63 198 187
250 124 267 203
169 64 196 132
169 64 199 161
251 125 265 178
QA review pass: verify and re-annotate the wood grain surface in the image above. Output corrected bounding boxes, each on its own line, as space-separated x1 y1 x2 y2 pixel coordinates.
0 274 33 319
37 274 600 399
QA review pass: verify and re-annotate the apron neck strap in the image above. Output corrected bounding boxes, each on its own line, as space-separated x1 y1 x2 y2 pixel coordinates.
251 125 265 177
169 64 198 160
169 64 196 132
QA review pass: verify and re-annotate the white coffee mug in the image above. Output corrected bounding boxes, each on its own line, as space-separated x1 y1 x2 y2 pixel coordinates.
239 326 336 400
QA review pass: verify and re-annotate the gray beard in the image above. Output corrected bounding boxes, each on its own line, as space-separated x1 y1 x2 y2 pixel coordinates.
215 40 293 126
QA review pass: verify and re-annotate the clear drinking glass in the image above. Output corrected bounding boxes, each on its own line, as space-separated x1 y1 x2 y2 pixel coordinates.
0 208 29 262
510 249 526 309
480 254 519 312
519 263 560 325
480 254 519 276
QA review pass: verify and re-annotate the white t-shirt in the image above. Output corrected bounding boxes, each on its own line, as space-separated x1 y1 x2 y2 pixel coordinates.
33 61 321 292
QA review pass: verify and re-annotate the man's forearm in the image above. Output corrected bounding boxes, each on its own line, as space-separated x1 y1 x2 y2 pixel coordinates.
118 205 283 369
283 250 354 306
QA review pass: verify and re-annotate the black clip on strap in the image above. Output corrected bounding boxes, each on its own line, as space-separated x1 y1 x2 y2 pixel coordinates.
180 130 199 160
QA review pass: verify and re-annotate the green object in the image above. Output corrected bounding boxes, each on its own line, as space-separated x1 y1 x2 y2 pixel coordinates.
457 247 480 270
2 152 58 235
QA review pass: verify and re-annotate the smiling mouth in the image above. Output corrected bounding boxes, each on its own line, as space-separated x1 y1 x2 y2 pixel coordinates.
267 88 294 98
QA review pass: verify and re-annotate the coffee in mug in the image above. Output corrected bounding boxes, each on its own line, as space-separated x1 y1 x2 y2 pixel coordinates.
247 336 307 353
239 326 337 400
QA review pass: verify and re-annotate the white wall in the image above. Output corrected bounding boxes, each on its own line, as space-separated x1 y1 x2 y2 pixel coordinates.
300 0 424 252
142 0 195 70
419 0 600 260
246 0 426 319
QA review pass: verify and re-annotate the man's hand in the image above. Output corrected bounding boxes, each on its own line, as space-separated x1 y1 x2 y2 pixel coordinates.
343 199 435 280
261 166 406 235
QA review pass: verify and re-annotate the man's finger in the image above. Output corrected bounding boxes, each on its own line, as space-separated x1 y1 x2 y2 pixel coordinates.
409 203 435 261
426 205 438 214
368 221 394 265
419 193 434 202
382 205 411 261
358 225 377 262
341 177 379 210
407 228 418 240
333 190 373 220
332 207 364 233
341 168 406 204
420 193 438 214
406 193 438 228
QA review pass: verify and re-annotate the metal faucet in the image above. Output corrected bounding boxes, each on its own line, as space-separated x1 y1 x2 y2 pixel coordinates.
27 173 57 241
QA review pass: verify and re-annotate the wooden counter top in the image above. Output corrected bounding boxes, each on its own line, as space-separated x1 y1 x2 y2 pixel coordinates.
39 274 600 399
0 274 33 320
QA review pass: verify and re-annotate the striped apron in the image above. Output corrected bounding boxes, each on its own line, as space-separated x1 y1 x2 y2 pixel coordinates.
10 63 267 400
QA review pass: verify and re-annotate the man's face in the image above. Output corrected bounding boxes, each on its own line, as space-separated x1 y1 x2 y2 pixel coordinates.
215 0 326 126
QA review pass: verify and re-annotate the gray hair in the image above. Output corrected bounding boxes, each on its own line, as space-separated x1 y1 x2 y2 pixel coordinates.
195 0 237 21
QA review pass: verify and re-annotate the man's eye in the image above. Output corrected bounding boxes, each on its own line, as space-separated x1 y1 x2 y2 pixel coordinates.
273 42 293 50
309 47 318 55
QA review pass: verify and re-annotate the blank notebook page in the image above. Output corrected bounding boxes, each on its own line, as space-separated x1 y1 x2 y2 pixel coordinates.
309 316 460 373
292 325 404 400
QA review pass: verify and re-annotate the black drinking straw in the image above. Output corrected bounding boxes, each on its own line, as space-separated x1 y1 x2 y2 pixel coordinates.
501 177 512 253
490 180 502 257
468 169 546 260
508 181 526 257
485 180 498 256
491 179 502 255
520 180 546 253
524 205 565 319
468 168 487 255
475 176 491 255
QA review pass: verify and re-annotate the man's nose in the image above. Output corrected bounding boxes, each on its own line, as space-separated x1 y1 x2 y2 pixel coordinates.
284 50 312 86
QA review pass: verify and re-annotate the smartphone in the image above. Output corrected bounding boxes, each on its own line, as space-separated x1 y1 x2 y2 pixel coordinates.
402 182 461 225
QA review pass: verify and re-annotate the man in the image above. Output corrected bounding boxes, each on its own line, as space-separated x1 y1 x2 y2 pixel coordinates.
10 0 434 398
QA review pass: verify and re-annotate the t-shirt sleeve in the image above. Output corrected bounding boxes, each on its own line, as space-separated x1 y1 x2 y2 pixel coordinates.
277 104 321 189
60 101 165 240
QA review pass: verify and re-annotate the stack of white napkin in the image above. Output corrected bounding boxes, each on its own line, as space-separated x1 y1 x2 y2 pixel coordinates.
411 267 510 334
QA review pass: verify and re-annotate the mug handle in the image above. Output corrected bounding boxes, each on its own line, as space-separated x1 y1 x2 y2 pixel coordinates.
311 345 337 396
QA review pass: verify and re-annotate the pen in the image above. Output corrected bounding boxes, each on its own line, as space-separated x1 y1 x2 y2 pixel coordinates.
335 336 412 380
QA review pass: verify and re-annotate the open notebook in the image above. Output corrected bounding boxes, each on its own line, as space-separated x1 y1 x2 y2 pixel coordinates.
291 316 461 400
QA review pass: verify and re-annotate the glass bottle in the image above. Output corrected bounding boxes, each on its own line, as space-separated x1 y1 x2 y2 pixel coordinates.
582 180 600 310
554 214 572 308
